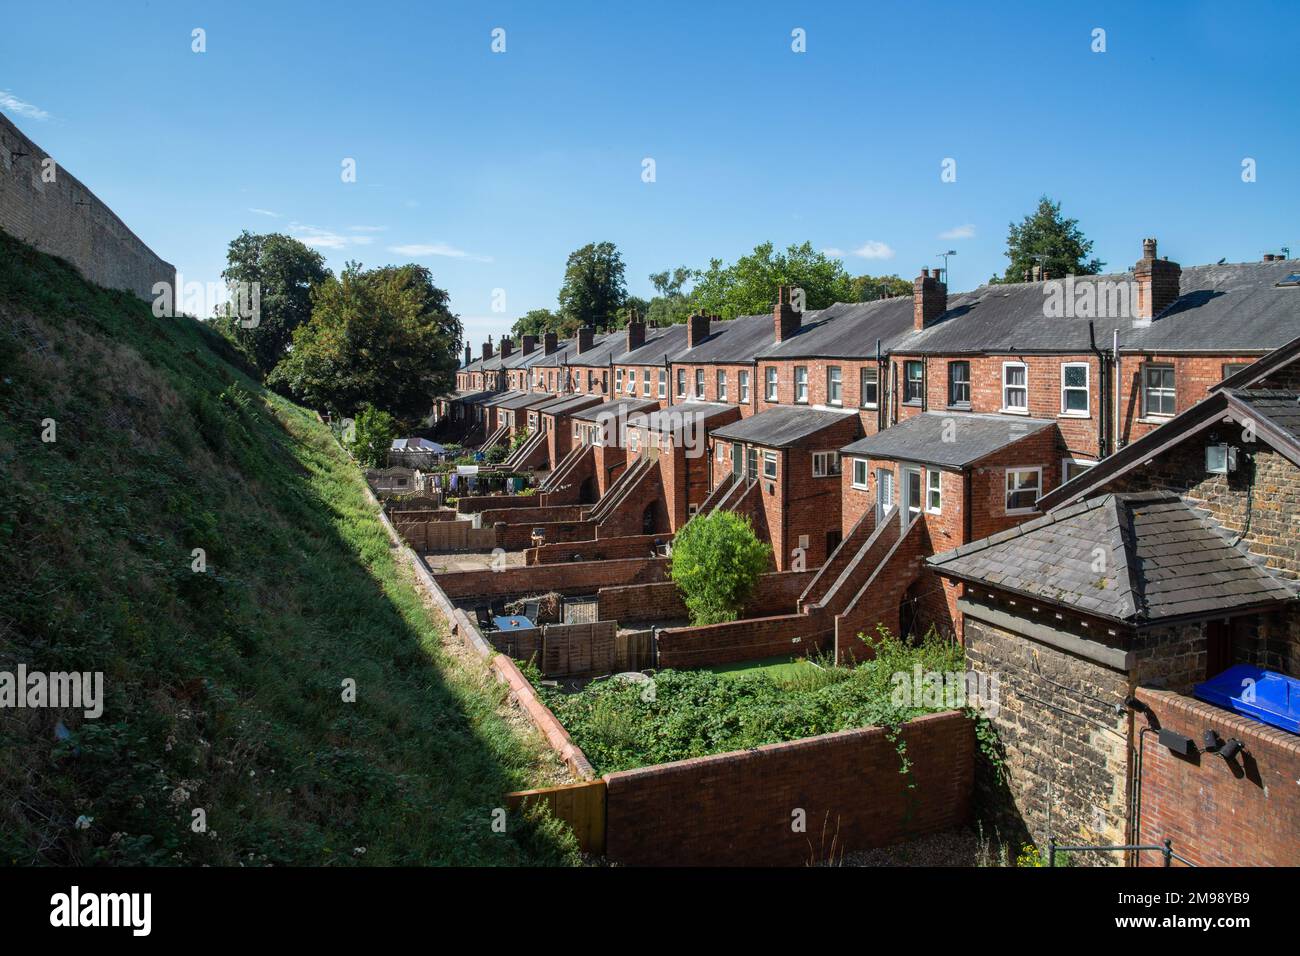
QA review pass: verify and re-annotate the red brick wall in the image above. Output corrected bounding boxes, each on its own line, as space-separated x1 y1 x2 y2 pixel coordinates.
602 710 974 866
1134 688 1300 866
756 357 887 436
476 504 584 527
657 610 832 669
432 556 669 600
526 533 669 566
597 569 817 625
1116 352 1260 449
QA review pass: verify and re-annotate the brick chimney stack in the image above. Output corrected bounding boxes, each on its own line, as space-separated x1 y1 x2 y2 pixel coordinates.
774 285 801 342
481 339 494 360
521 334 537 355
625 307 646 352
543 331 558 355
1134 238 1182 320
577 326 594 353
687 311 710 349
499 337 514 359
913 268 947 331
464 344 472 367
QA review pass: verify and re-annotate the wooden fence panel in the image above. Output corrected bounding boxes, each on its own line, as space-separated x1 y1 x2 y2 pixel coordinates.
615 630 654 672
506 780 607 856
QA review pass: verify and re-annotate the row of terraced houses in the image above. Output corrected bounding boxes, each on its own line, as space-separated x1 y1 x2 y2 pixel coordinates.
425 237 1300 862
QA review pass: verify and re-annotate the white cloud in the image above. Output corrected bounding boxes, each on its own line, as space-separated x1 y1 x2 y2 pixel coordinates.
822 247 846 258
348 225 387 232
852 241 895 260
249 208 282 218
0 91 50 121
939 224 976 240
289 223 354 250
389 242 492 263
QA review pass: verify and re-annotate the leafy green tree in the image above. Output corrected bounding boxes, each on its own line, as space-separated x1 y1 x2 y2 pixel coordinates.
350 404 398 468
995 196 1104 283
557 241 627 330
688 241 853 318
645 266 694 325
670 511 773 625
215 231 330 372
511 308 562 339
847 273 913 301
268 262 463 421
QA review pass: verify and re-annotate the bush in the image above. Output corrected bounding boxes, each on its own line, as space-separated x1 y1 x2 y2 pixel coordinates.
669 511 772 625
350 404 398 468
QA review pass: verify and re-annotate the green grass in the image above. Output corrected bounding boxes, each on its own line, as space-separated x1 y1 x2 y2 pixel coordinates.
704 655 817 682
536 633 966 774
0 230 577 866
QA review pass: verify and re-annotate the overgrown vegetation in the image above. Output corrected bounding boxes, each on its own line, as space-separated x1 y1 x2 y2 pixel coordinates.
670 510 772 625
349 404 398 468
536 631 964 774
0 230 576 865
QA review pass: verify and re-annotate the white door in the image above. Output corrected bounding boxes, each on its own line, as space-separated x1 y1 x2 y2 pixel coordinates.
875 468 894 525
903 466 923 527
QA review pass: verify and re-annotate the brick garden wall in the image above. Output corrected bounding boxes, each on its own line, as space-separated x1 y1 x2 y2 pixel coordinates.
432 556 669 601
603 710 974 866
656 610 831 669
1134 687 1300 866
596 569 816 625
526 533 668 565
1 114 175 300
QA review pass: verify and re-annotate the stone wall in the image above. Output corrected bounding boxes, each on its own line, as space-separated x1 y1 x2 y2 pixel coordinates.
1 113 174 300
963 613 1131 860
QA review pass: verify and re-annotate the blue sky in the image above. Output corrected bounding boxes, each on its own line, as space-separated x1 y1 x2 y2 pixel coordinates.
4 0 1298 347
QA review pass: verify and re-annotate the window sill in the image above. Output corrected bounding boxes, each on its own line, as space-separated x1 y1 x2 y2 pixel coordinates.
999 408 1030 416
1005 507 1039 516
947 403 971 411
1058 411 1091 419
852 483 869 491
903 401 923 407
1136 416 1174 425
860 404 879 411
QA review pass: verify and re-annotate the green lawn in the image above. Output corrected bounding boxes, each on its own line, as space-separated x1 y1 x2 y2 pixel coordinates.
705 655 818 681
0 230 576 866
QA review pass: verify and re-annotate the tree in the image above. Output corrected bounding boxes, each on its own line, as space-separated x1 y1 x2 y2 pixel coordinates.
557 242 627 330
669 511 773 626
645 266 695 325
349 405 398 468
511 308 562 339
996 196 1104 283
688 241 854 318
847 273 913 301
215 231 330 372
268 262 463 422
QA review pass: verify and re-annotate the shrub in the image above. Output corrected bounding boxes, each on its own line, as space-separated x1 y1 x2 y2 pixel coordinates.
669 510 772 625
350 404 398 467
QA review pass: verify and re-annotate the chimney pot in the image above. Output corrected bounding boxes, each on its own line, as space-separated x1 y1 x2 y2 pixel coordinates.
1142 237 1158 260
499 337 514 359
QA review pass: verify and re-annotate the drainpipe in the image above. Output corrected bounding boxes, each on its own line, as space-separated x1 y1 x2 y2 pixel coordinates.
1113 329 1122 453
1088 321 1108 457
875 339 885 432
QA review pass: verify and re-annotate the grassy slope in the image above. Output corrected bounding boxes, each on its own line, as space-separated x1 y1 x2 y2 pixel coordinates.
0 231 575 866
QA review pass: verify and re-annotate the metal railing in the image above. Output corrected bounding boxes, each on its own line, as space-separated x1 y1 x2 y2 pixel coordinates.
1048 837 1196 867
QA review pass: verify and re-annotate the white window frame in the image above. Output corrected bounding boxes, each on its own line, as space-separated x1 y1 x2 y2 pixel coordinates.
925 469 942 514
738 369 750 403
948 361 971 408
903 466 924 523
860 367 879 409
852 458 870 490
695 368 705 399
1061 457 1095 484
1060 362 1090 417
626 368 637 395
876 467 894 525
765 367 778 401
762 450 778 480
628 429 640 453
794 366 809 403
642 371 652 397
827 366 842 406
658 368 667 398
615 368 624 393
716 442 726 462
1142 363 1175 418
812 450 841 478
717 370 728 401
676 367 686 397
1002 361 1029 414
1005 466 1043 515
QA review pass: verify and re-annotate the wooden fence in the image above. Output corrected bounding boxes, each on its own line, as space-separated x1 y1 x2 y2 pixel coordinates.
506 780 606 856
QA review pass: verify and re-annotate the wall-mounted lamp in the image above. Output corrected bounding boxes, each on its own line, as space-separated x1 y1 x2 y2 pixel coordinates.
1219 737 1246 761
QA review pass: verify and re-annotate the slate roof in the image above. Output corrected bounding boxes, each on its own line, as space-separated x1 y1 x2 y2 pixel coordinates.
890 258 1300 356
930 491 1296 625
675 313 772 363
537 394 605 417
619 323 694 366
448 389 499 406
1125 259 1300 352
757 298 915 360
839 411 1054 467
492 390 565 411
568 397 660 422
627 401 736 438
710 406 858 448
1227 389 1300 442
